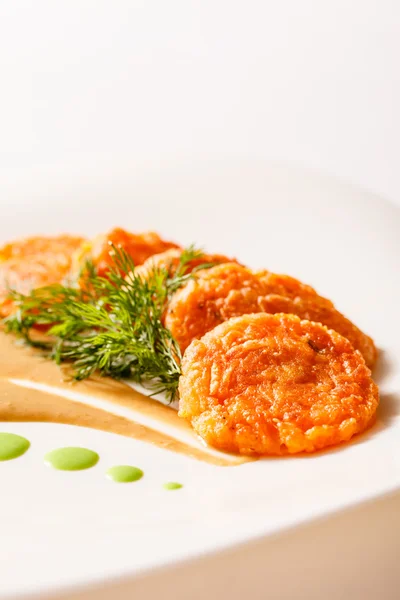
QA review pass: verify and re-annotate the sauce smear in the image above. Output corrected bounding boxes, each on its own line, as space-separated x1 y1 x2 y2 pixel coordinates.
0 332 251 466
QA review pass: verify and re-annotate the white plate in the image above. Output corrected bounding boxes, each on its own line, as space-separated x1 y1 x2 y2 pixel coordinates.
1 160 399 600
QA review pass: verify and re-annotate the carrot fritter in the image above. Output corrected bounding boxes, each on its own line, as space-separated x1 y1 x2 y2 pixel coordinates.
134 248 237 280
165 263 377 367
72 228 180 279
0 235 84 261
179 313 378 456
0 235 85 316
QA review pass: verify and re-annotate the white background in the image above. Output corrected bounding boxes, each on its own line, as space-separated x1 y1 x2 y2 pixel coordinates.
0 0 399 203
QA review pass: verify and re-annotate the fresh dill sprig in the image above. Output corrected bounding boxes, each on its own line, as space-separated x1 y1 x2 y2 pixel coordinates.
164 243 215 297
3 245 209 401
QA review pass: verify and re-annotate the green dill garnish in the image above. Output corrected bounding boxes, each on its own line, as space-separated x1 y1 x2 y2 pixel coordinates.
3 245 208 401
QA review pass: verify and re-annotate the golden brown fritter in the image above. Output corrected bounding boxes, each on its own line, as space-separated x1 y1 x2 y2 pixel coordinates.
165 263 377 367
133 248 237 280
0 235 85 316
72 228 180 279
0 235 84 261
179 313 378 456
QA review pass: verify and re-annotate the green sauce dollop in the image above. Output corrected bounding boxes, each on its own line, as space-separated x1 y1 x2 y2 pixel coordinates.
163 481 183 491
106 465 144 483
0 432 30 461
44 447 99 471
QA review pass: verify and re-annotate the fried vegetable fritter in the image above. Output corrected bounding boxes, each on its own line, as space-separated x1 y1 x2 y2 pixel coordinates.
0 235 84 261
179 313 379 455
0 235 85 316
133 248 237 280
165 263 377 367
73 228 180 279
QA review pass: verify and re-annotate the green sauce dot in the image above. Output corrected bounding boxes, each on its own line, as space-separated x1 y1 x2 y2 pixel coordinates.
44 447 99 471
106 465 144 483
163 481 183 491
0 432 30 461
